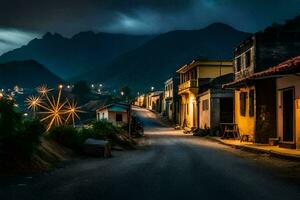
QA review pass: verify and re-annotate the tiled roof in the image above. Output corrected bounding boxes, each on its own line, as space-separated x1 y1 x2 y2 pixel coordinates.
223 56 300 88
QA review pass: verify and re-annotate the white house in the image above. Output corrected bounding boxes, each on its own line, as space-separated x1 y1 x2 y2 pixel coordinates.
96 103 130 126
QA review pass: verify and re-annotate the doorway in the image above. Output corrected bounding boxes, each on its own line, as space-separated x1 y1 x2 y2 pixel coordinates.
220 98 233 123
282 88 294 142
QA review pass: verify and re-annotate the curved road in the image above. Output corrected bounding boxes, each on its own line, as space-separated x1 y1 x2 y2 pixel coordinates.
1 107 300 200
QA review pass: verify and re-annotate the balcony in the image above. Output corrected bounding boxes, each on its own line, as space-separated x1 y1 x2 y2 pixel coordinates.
178 79 198 94
235 67 254 80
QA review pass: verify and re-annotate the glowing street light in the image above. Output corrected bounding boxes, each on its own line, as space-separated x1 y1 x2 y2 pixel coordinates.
121 91 125 96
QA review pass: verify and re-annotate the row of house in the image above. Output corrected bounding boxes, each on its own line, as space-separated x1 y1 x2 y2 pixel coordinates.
137 31 300 149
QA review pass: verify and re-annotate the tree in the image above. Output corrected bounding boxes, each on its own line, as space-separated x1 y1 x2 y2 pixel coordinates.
0 98 22 139
72 80 91 104
119 86 132 101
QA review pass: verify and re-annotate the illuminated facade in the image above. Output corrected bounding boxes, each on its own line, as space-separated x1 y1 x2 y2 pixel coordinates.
177 60 233 128
237 56 300 148
224 32 300 144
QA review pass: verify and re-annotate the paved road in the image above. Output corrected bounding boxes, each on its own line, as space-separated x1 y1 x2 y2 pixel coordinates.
1 107 300 200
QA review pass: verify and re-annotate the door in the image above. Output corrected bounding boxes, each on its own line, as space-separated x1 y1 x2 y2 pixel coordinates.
220 98 233 123
282 88 294 142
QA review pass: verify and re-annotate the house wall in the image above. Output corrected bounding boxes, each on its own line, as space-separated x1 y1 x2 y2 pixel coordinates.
97 109 128 125
199 92 211 129
277 75 300 148
96 109 109 120
108 112 128 125
197 66 233 79
255 79 277 143
234 86 256 139
180 93 197 128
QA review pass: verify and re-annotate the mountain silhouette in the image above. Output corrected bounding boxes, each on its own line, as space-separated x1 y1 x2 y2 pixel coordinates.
0 32 154 78
0 60 62 88
84 23 251 90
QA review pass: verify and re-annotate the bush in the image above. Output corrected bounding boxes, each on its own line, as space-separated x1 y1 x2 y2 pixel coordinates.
0 99 22 139
92 120 121 141
18 120 45 156
0 99 45 159
48 126 81 150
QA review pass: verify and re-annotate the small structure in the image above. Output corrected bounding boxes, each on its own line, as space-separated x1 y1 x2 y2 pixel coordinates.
96 103 130 126
83 138 111 157
146 91 163 113
163 77 180 124
198 74 234 132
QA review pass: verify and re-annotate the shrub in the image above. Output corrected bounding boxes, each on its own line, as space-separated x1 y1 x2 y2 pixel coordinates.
18 120 45 156
92 120 121 141
0 99 22 139
0 99 44 159
48 126 80 150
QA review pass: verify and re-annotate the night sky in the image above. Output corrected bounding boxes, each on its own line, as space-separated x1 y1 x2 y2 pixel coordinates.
1 0 300 54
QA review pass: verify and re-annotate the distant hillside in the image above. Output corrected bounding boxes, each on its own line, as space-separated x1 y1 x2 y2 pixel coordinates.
264 14 300 33
0 32 154 78
0 60 62 88
85 23 251 90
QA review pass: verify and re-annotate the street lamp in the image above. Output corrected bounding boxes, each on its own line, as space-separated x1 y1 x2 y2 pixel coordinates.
121 91 125 96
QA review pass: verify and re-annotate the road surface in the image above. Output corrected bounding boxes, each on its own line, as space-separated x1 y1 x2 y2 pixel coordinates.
1 107 300 200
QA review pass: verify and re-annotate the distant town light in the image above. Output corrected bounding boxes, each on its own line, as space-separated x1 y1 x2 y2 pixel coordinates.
151 86 155 91
121 91 125 96
99 84 103 87
59 84 63 89
67 85 71 89
0 93 3 98
24 113 28 117
91 84 95 88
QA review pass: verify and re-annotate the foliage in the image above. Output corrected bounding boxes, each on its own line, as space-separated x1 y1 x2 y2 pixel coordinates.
0 99 22 139
48 126 81 150
17 120 45 156
0 99 45 159
92 120 121 140
119 85 132 100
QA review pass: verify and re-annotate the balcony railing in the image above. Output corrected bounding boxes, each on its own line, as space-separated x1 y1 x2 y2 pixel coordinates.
178 79 198 92
235 67 254 80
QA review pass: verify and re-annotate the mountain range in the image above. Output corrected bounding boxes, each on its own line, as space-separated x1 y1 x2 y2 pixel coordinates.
0 32 154 79
0 23 252 90
0 60 62 88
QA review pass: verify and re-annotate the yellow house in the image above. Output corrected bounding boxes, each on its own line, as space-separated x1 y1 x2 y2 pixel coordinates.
176 60 233 128
224 32 300 144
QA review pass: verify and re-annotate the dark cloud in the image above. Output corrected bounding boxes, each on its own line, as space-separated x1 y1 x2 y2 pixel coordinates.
1 0 300 54
1 0 299 35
